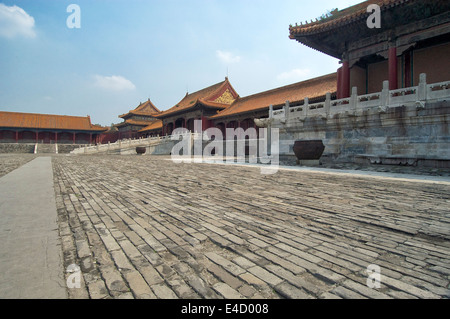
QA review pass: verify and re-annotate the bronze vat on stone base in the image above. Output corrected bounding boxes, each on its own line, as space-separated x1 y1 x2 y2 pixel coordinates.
136 147 146 155
293 140 325 161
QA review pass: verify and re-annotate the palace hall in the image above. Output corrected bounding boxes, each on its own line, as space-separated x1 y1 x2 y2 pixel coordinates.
116 99 161 140
1 0 448 153
134 0 450 144
289 0 450 97
0 111 106 144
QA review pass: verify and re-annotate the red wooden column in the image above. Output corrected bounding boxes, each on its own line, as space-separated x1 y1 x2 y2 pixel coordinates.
389 45 398 90
201 117 210 131
55 132 58 144
404 51 412 88
72 133 76 144
341 60 350 98
89 133 92 145
15 131 19 143
337 67 343 99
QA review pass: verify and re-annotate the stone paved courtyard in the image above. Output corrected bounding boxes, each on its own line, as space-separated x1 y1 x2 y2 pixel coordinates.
1 154 449 299
47 154 450 299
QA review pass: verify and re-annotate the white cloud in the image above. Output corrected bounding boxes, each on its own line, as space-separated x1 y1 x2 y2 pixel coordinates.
93 75 136 91
216 50 241 64
0 4 36 38
276 68 311 83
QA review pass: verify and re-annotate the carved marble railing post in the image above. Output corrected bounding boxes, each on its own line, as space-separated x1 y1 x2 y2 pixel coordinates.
381 80 390 107
324 93 331 118
284 101 290 122
350 87 358 113
268 105 273 155
418 73 427 101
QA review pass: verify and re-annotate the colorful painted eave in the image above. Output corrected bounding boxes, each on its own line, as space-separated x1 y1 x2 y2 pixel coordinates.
289 0 409 38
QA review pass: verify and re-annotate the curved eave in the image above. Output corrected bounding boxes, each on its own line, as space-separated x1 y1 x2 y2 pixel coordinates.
119 106 161 120
139 127 162 133
155 100 229 119
199 99 231 109
289 0 404 37
128 110 160 117
288 0 416 57
294 38 335 58
115 121 150 128
211 105 270 120
154 100 200 119
289 15 366 38
138 122 163 133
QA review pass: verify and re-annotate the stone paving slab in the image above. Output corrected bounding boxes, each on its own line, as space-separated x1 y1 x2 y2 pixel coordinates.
50 155 450 299
0 156 67 298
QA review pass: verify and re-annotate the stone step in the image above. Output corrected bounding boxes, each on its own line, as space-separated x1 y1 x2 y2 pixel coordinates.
36 143 57 154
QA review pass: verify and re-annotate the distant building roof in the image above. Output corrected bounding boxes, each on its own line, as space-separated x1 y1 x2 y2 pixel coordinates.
119 99 160 119
212 73 337 119
0 111 106 132
156 78 239 118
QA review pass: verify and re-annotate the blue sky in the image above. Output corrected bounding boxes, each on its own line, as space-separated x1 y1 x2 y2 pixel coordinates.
0 0 362 126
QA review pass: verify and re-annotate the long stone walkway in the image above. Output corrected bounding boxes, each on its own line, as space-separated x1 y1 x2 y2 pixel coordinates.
0 156 67 298
51 155 450 299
